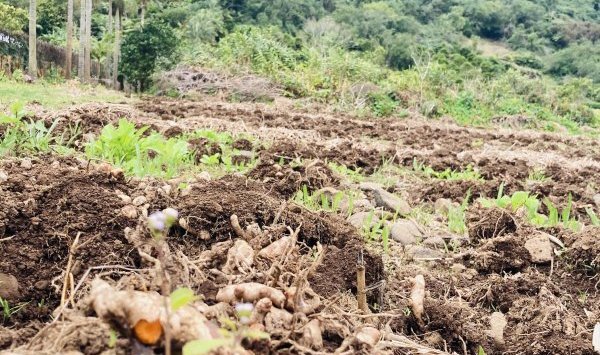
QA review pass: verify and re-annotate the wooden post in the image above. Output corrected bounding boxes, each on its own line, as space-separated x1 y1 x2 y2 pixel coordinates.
357 250 367 313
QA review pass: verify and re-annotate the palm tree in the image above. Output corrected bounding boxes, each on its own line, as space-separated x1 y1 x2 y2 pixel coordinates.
113 7 120 89
66 0 73 79
78 0 85 81
28 0 37 79
84 0 92 81
106 0 113 84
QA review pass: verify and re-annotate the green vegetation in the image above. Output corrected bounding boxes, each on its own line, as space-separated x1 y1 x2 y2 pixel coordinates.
478 184 582 231
85 120 255 178
0 297 28 321
4 0 599 131
293 185 356 216
448 192 471 235
0 81 131 108
413 159 482 181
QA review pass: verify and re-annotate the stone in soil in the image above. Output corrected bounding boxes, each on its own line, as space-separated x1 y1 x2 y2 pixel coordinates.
405 245 443 259
347 211 379 229
524 234 553 264
359 182 411 215
0 273 20 300
390 219 423 245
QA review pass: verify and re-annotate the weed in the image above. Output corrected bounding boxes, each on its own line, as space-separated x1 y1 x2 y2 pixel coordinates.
293 185 356 216
527 168 550 183
586 207 600 226
0 102 61 156
0 297 28 321
448 191 470 235
413 159 482 181
328 162 364 182
86 119 195 178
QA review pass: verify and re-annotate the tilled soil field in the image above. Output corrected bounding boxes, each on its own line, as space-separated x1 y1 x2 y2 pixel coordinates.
1 98 599 354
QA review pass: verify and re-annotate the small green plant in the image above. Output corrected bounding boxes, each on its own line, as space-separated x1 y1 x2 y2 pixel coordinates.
328 162 364 182
585 207 600 226
0 102 61 156
86 119 195 178
448 191 471 234
413 159 482 181
293 185 356 216
543 194 582 231
527 168 550 182
0 297 28 321
361 210 396 253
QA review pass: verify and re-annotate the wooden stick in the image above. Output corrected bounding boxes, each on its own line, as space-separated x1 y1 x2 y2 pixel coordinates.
357 250 367 313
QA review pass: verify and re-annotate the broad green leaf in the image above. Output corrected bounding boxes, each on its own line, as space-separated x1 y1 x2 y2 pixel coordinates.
170 287 198 311
183 339 230 355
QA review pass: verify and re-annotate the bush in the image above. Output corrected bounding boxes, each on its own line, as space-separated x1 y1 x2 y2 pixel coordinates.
120 21 178 91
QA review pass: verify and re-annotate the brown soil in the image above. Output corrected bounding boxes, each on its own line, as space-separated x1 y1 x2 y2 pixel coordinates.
5 96 599 354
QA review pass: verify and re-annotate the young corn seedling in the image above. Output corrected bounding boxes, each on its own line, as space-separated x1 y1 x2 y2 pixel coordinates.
448 191 470 235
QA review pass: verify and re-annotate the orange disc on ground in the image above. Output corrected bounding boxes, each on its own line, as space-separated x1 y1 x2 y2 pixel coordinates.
133 319 163 345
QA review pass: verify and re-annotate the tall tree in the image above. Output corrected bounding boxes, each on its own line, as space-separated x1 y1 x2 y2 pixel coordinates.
66 0 73 79
106 0 113 84
84 0 92 81
28 0 37 79
113 7 120 89
78 0 85 81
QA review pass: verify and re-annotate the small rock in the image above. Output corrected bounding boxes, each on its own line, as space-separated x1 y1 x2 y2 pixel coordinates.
486 312 507 346
524 234 553 264
121 205 138 219
118 194 132 204
198 171 211 181
0 273 20 300
20 158 32 169
339 198 373 214
161 184 172 196
594 194 600 209
0 170 7 183
347 212 379 229
423 236 446 248
390 219 423 245
450 263 467 274
132 196 147 206
372 189 411 215
434 198 453 215
50 160 60 169
405 245 443 259
34 280 50 290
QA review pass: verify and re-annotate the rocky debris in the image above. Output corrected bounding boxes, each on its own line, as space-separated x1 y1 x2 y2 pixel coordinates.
486 312 508 346
347 211 379 229
132 196 147 206
0 170 7 183
19 158 32 170
524 234 553 264
390 219 423 245
405 245 443 259
423 236 446 248
359 182 411 215
0 273 20 300
594 194 600 209
434 198 454 215
121 205 138 219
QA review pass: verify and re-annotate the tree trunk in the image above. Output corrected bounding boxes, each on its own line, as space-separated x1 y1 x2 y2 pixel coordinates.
66 0 73 79
84 0 92 81
112 7 120 89
140 0 146 26
28 0 37 79
106 0 113 85
78 0 85 81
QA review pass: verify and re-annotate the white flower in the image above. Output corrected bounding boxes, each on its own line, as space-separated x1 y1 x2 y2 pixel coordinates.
148 211 166 232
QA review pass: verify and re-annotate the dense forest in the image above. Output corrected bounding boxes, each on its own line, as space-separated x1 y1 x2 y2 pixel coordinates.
1 0 599 129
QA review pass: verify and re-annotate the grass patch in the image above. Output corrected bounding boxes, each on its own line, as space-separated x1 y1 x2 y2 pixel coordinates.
0 81 132 109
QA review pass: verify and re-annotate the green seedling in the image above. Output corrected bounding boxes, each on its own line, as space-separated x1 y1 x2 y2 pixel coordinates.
1 297 28 321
